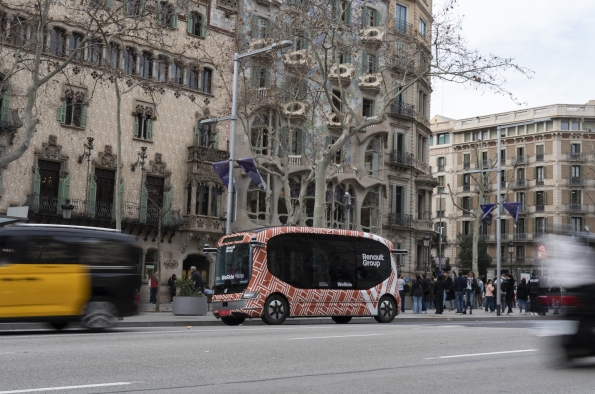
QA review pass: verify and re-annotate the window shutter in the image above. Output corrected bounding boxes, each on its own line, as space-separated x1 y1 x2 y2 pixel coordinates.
163 185 174 225
56 100 66 124
264 69 271 87
345 3 351 25
288 0 296 6
250 15 258 38
0 172 3 196
279 126 288 156
1 88 11 122
331 0 338 20
544 192 547 205
544 166 547 178
298 81 307 100
533 167 536 179
296 130 305 155
193 124 200 145
134 116 139 137
362 5 368 28
213 132 219 149
112 176 125 220
140 181 148 223
146 118 152 140
57 172 71 215
32 165 41 212
124 0 129 14
266 19 272 39
362 51 368 73
373 151 379 177
140 0 146 16
300 36 308 50
402 186 408 213
187 13 194 33
375 8 381 27
88 173 97 218
390 185 397 213
251 67 260 87
80 104 88 128
106 0 113 9
200 15 207 37
373 55 379 73
172 8 178 28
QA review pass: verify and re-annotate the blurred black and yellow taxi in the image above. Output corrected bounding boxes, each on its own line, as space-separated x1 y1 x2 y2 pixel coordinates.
0 224 142 331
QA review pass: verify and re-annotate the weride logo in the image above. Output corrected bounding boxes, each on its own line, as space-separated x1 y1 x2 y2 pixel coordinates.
337 282 352 287
362 253 384 268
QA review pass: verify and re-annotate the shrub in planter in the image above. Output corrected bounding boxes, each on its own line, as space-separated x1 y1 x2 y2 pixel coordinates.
174 277 204 297
173 278 207 316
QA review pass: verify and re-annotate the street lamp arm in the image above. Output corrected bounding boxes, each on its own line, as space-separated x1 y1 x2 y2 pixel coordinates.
236 40 293 59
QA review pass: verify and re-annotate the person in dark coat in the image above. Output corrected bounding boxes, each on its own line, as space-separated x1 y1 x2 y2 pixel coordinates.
167 274 177 303
454 271 467 313
528 272 540 315
434 275 445 314
190 266 204 292
517 278 529 315
412 274 424 314
504 274 515 315
425 277 435 311
444 272 455 311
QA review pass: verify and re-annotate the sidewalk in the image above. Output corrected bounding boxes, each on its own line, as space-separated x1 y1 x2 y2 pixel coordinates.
0 307 558 331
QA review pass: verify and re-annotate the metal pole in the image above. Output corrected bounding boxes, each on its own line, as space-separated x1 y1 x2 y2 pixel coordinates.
225 54 240 235
438 193 443 272
496 124 502 316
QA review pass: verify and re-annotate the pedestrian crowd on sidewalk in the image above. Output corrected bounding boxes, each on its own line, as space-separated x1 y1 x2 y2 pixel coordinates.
400 271 564 316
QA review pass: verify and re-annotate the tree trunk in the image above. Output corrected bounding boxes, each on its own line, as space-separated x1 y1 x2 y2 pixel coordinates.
312 155 330 228
155 207 162 312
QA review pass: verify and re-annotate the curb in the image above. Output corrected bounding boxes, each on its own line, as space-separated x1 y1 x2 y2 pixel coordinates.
0 315 557 331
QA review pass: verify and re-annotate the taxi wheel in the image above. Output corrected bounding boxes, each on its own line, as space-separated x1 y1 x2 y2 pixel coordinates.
261 295 288 325
332 316 352 324
221 317 245 326
49 322 68 330
374 296 397 323
81 299 118 331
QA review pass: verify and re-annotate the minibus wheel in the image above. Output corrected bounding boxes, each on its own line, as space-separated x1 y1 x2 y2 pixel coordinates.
374 296 397 323
81 298 118 331
261 295 289 325
331 316 352 324
221 317 245 326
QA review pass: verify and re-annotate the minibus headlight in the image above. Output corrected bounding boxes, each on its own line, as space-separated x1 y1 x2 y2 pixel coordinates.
241 292 259 299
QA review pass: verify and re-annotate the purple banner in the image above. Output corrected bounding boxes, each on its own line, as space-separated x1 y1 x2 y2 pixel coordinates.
480 204 496 223
237 157 267 191
503 202 521 223
213 160 230 188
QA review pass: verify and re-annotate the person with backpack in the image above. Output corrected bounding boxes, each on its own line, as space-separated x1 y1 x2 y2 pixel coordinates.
517 278 529 315
412 274 424 314
528 271 540 315
434 275 445 314
444 272 455 312
397 275 406 313
453 271 466 314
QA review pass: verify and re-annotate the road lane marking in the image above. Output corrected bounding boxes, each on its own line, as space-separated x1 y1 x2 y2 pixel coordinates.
289 334 383 340
0 352 16 355
0 382 135 393
424 349 539 360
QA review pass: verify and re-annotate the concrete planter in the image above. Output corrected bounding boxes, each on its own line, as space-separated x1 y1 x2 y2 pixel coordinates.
172 296 208 316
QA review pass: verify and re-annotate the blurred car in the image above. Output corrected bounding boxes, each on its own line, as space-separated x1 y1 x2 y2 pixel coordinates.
0 224 142 331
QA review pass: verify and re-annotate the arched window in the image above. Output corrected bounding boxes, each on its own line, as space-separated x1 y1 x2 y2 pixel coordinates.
325 183 347 229
187 12 206 37
250 111 271 156
196 184 209 215
201 68 212 93
364 137 380 177
194 123 210 147
139 51 153 78
361 187 380 234
247 181 267 224
187 66 199 90
156 55 168 82
278 178 299 225
211 185 222 217
171 62 184 85
123 47 137 75
48 27 66 57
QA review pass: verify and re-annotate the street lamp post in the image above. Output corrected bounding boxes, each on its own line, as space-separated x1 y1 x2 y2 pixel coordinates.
508 241 514 277
200 40 293 235
423 234 431 275
131 146 148 206
77 137 94 203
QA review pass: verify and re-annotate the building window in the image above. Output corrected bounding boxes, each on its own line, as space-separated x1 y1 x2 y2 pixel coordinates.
462 221 471 235
9 17 27 47
362 52 378 74
195 184 209 215
362 98 374 117
395 3 408 32
364 137 380 177
247 181 267 224
325 184 348 229
250 112 270 156
571 165 581 179
332 90 343 111
278 178 300 225
251 67 269 89
362 6 381 28
69 33 84 61
201 68 212 93
437 176 445 194
338 52 352 64
418 90 428 117
535 217 547 234
570 217 582 233
251 16 270 39
146 176 165 212
536 145 544 161
462 196 471 212
158 2 178 28
188 12 206 37
516 245 525 261
108 43 120 69
123 47 136 75
194 123 210 147
171 62 184 85
437 157 445 172
570 190 581 205
419 18 427 38
134 113 152 140
435 133 450 145
156 56 168 82
333 0 351 25
139 52 152 79
361 187 380 234
126 0 144 16
86 38 102 65
49 27 66 57
57 95 88 128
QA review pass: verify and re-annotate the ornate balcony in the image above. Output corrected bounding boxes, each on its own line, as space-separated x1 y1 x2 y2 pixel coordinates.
393 20 413 35
510 179 528 189
358 73 382 94
567 152 587 161
388 213 413 228
0 109 23 144
566 204 589 213
388 101 415 119
282 100 309 120
325 112 351 129
474 183 491 192
511 155 529 165
359 27 384 46
329 63 354 87
567 177 587 187
389 150 414 167
283 49 311 72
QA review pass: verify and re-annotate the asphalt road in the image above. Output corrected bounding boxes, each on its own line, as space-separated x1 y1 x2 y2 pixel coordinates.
0 320 593 394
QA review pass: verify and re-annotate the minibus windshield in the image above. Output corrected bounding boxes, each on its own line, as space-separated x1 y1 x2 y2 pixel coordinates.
214 243 251 294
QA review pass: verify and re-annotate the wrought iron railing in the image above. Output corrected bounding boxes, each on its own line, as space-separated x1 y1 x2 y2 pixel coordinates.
389 150 414 166
567 152 587 161
388 101 415 118
511 155 529 165
536 153 544 162
393 19 413 35
0 108 23 135
566 204 589 212
567 177 587 186
388 213 413 228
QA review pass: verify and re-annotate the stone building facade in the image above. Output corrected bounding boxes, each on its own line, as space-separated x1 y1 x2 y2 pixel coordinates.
430 101 595 279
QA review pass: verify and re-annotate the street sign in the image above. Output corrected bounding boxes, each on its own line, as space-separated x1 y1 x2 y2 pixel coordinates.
537 245 547 259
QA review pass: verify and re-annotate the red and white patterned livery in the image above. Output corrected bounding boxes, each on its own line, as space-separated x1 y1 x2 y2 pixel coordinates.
208 227 401 325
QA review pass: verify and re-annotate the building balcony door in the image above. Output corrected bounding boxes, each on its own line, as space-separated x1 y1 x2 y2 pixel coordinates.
38 160 61 213
95 169 115 219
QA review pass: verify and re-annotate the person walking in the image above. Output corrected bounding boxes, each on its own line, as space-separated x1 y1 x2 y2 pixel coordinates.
454 271 466 314
190 266 204 292
528 271 540 316
517 278 529 315
412 274 424 314
149 271 159 304
425 277 435 311
499 274 508 313
397 275 406 313
476 276 484 309
421 274 429 314
434 275 445 314
464 271 478 314
549 279 561 315
444 272 455 312
504 274 515 315
484 279 495 312
167 274 177 303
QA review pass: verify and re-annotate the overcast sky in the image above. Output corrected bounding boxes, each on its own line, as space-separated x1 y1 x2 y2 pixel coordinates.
430 0 595 120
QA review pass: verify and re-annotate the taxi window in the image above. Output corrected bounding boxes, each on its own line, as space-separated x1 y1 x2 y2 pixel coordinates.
24 235 80 264
78 238 135 266
0 236 22 266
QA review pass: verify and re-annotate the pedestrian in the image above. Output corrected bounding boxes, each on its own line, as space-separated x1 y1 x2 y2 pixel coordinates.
464 271 478 314
421 274 429 314
425 277 435 311
476 276 484 309
434 275 445 314
190 266 204 292
167 274 177 303
504 274 515 315
484 279 495 312
454 271 466 314
499 274 508 313
412 274 424 314
549 279 561 315
517 278 529 315
149 271 159 304
528 271 540 316
444 272 455 312
397 274 406 313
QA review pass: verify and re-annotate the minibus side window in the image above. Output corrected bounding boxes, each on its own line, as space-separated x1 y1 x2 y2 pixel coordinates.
354 238 391 289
